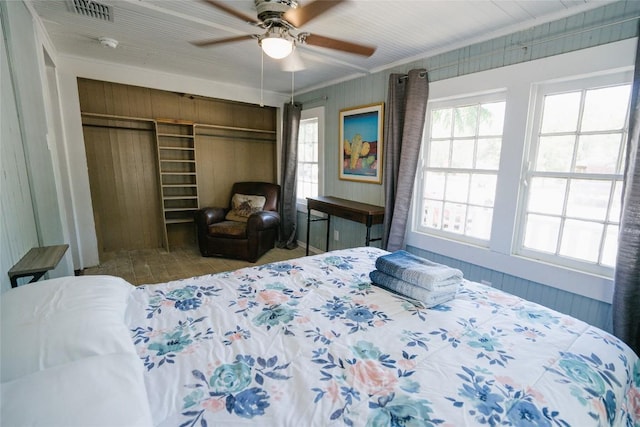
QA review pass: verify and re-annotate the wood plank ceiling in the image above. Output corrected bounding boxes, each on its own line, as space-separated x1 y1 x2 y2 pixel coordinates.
30 0 612 95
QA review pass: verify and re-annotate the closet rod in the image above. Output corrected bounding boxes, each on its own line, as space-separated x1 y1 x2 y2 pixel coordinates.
196 132 276 143
82 112 275 135
196 123 276 134
81 123 155 132
81 112 154 123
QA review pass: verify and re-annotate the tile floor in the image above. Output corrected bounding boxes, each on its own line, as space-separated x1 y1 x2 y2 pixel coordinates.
82 244 308 286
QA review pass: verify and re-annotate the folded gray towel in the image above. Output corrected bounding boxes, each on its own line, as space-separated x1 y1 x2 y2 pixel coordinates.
375 250 463 291
369 270 459 308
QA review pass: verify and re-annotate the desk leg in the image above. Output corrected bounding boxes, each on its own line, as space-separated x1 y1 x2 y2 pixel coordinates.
9 271 46 288
365 217 373 246
326 215 331 252
306 206 311 256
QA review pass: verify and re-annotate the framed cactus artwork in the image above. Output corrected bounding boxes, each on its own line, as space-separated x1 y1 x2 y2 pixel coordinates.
339 102 384 184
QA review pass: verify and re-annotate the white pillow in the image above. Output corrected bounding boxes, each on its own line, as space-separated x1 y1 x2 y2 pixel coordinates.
1 353 153 427
225 193 267 222
1 275 136 382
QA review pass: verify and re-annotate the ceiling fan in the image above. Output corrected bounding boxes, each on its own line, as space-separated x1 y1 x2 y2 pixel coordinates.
191 0 376 60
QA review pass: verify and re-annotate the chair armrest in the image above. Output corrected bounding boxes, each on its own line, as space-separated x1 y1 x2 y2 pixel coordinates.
247 211 280 231
195 207 227 227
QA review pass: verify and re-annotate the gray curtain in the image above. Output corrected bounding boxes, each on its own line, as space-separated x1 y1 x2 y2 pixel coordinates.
382 69 429 251
613 31 640 355
278 102 302 249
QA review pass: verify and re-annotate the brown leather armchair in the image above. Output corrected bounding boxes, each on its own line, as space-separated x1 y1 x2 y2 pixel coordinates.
195 182 281 262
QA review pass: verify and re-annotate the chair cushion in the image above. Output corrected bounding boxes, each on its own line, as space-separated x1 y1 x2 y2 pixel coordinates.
225 194 267 222
208 221 247 238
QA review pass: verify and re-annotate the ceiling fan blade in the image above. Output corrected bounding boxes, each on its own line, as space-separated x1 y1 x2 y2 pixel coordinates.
284 0 345 28
190 35 255 47
303 33 375 57
201 0 260 25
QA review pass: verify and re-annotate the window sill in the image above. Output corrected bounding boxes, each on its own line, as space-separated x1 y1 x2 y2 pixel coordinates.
406 231 613 303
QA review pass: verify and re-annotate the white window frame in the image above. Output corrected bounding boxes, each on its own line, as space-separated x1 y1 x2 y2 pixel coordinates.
296 106 324 212
407 39 635 304
515 73 631 278
415 91 507 247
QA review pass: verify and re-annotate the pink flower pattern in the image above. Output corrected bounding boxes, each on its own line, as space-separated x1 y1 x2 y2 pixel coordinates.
348 359 398 396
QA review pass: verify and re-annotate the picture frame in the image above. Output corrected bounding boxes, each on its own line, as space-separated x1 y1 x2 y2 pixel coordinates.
339 102 384 184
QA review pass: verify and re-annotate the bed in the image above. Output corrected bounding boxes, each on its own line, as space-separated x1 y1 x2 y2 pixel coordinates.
2 247 639 426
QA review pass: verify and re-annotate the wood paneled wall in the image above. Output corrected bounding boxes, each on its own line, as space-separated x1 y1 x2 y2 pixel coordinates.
83 126 163 253
77 79 276 129
196 132 276 208
78 79 277 255
407 245 614 333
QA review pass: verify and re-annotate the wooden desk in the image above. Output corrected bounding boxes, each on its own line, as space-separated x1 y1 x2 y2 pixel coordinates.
8 244 69 288
306 196 384 255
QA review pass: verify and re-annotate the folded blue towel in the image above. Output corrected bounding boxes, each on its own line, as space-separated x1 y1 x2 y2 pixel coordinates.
375 250 463 291
369 270 459 308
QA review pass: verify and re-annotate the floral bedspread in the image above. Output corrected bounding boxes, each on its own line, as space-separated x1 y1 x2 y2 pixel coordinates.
125 247 640 427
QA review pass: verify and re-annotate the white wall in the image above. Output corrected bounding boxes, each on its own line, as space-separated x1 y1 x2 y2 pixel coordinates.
1 7 40 292
1 1 74 291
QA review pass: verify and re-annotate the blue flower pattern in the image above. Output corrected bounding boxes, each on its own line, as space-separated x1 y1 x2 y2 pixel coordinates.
181 354 290 425
125 248 639 426
131 316 214 371
448 365 567 426
140 283 221 319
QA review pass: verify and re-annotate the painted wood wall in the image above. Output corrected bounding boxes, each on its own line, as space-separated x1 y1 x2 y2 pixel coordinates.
0 2 73 293
407 245 614 332
294 0 640 332
0 6 38 292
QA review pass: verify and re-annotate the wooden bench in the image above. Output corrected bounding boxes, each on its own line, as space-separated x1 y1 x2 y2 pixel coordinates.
8 244 69 288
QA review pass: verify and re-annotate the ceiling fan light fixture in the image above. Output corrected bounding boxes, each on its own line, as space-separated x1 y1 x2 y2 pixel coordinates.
259 30 293 59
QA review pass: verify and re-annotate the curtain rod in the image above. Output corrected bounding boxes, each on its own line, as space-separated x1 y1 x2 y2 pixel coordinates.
302 95 328 105
399 71 427 80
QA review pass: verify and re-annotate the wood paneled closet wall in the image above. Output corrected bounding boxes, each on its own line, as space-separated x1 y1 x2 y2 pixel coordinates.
78 78 277 258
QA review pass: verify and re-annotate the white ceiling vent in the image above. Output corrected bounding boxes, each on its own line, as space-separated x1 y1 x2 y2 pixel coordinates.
67 0 113 22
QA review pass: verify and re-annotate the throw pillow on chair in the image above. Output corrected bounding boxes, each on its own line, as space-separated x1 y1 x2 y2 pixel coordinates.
225 194 266 222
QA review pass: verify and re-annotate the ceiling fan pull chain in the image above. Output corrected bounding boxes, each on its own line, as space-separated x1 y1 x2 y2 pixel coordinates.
260 49 264 107
291 70 295 104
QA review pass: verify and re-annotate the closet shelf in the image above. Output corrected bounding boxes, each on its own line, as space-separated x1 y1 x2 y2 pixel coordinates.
157 133 194 138
155 120 200 252
160 172 197 176
163 196 198 200
159 146 195 151
164 207 199 212
165 218 195 224
160 160 196 164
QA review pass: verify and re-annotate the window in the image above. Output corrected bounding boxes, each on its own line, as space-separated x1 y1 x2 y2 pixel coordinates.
296 106 324 208
518 77 631 275
408 41 634 301
416 94 506 245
